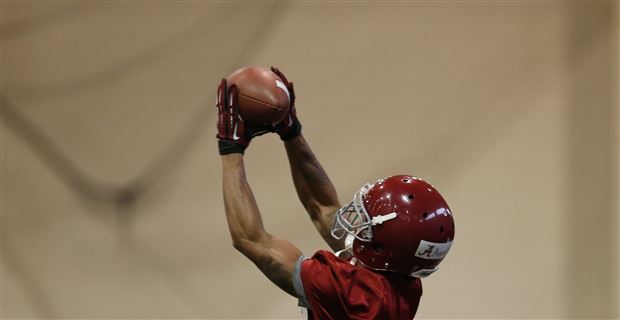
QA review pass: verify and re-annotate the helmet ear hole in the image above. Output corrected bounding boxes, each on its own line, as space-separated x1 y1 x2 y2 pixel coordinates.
408 194 414 200
440 226 445 233
422 212 429 219
372 243 384 253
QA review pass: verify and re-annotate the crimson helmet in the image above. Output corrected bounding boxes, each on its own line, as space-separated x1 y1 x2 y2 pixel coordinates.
331 175 455 278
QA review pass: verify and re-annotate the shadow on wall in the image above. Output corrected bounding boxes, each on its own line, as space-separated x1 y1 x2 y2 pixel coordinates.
565 3 619 318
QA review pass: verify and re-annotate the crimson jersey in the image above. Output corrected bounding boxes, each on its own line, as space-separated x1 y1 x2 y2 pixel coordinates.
294 250 422 320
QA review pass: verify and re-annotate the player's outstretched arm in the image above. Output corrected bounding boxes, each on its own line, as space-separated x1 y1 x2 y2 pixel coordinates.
221 154 302 297
270 67 344 252
284 135 344 252
217 79 302 297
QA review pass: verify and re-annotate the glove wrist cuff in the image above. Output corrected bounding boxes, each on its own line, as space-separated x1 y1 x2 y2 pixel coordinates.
218 140 246 155
279 122 302 141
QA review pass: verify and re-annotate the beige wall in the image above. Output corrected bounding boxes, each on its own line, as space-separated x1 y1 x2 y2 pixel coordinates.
1 2 618 319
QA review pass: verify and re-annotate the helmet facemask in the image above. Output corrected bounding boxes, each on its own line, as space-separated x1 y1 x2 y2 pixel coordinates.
331 183 374 244
331 182 398 248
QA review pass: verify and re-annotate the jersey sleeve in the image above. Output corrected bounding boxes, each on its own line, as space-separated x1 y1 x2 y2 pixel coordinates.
292 255 309 307
297 250 386 320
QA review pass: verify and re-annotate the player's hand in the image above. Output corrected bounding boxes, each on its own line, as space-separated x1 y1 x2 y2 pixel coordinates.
216 79 272 155
271 66 302 141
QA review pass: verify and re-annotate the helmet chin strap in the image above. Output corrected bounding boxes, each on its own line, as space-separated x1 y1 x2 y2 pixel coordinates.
345 233 355 248
334 211 396 259
333 208 397 262
334 234 356 259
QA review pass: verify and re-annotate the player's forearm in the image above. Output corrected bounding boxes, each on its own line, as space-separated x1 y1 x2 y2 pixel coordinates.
284 135 344 250
284 135 340 217
221 154 268 249
220 154 303 297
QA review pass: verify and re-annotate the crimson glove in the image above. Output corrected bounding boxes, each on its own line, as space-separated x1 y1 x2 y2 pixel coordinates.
271 66 302 141
216 79 271 155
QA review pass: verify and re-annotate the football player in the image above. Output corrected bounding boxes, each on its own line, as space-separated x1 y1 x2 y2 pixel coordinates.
216 67 455 319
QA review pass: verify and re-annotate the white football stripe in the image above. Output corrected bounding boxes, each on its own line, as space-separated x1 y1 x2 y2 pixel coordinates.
275 79 290 100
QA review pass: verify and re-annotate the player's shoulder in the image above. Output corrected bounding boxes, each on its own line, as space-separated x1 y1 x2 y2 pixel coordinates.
306 250 423 294
305 250 366 275
301 250 356 282
303 250 392 288
308 249 344 264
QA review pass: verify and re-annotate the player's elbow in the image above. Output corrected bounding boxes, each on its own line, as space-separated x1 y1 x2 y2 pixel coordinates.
231 232 269 254
308 204 339 227
232 237 253 255
231 238 247 252
304 201 336 222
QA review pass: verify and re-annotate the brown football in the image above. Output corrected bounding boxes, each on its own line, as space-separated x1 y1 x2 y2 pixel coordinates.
226 66 291 124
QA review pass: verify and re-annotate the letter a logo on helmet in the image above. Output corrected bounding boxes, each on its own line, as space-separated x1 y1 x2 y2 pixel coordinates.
331 175 455 278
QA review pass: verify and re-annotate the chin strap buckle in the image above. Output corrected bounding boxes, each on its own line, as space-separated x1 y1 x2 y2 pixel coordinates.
371 212 397 225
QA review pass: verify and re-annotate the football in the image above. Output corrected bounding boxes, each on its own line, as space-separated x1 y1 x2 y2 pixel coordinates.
226 66 291 124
